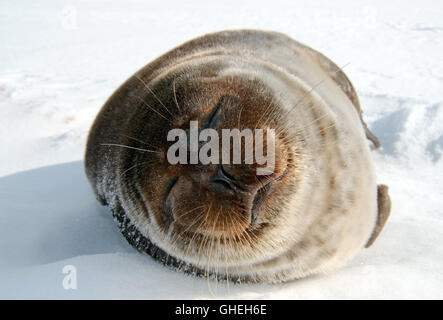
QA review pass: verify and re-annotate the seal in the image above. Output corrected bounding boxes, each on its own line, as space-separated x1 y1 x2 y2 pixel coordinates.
85 30 391 283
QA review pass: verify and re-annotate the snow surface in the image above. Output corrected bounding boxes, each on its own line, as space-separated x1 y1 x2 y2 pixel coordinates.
1 0 443 299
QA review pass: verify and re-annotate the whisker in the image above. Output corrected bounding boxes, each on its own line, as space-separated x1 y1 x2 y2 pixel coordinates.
135 75 174 117
281 62 350 121
101 143 161 154
172 78 181 113
177 214 207 271
192 202 213 272
134 95 171 122
175 205 207 220
236 104 245 130
206 207 222 295
119 160 156 178
122 134 158 149
169 207 206 249
254 99 274 130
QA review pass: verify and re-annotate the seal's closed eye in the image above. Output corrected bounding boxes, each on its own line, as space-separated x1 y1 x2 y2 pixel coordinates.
204 98 222 129
163 176 179 215
204 95 238 129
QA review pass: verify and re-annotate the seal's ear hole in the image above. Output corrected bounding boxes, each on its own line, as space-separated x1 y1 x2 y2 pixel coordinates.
365 184 391 248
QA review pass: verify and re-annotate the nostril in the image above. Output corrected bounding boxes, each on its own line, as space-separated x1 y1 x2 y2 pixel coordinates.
209 164 238 193
210 178 234 192
219 164 236 181
210 164 249 194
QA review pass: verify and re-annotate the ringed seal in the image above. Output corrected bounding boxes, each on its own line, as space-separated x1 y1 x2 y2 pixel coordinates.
85 30 391 283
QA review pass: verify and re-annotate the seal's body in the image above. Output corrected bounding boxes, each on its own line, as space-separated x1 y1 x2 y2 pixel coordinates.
85 30 390 283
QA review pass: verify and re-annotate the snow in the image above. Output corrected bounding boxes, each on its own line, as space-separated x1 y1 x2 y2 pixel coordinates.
1 0 443 299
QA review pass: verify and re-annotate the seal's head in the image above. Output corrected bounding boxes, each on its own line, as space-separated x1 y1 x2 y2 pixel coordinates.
118 61 304 280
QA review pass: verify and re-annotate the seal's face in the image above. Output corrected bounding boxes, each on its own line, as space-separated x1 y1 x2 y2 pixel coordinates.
120 68 300 271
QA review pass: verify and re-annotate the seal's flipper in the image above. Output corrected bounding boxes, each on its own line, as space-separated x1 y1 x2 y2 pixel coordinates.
365 184 391 248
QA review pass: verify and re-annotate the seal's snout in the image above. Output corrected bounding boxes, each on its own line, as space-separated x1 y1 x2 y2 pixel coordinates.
209 165 238 193
167 158 280 237
208 163 273 226
160 83 292 236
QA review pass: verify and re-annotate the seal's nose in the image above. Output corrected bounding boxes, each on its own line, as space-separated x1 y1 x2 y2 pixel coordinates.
207 163 273 226
209 164 240 194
